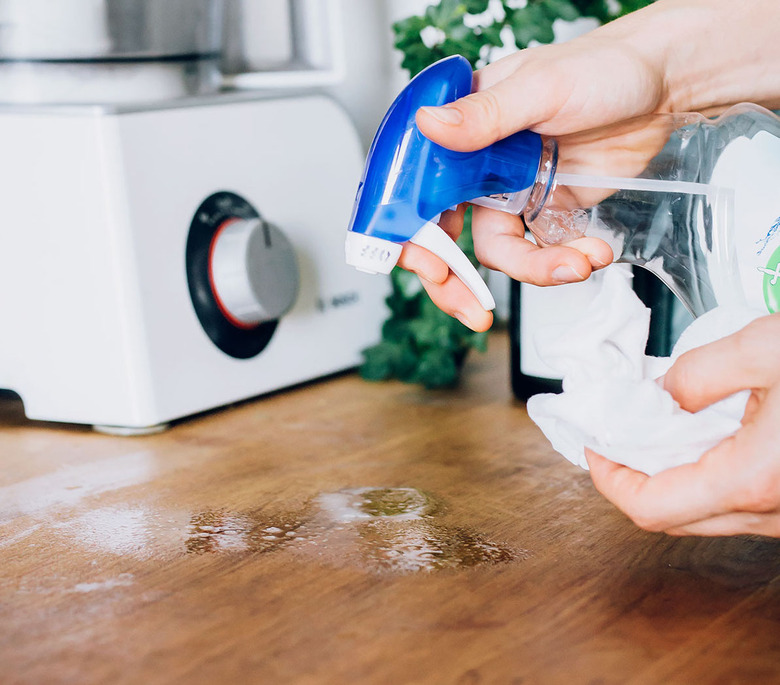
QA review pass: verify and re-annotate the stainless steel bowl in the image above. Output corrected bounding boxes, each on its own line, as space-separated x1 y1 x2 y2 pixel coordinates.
0 0 225 103
0 0 223 61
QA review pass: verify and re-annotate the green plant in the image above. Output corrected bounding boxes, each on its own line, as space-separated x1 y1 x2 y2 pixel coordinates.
360 0 657 389
394 0 657 76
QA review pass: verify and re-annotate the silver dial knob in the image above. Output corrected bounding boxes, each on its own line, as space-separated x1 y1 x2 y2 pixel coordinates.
209 217 299 328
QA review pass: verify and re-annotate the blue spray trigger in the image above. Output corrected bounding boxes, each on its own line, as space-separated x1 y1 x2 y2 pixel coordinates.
345 55 543 312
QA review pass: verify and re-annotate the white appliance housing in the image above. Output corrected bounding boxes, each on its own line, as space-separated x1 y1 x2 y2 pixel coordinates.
0 93 387 432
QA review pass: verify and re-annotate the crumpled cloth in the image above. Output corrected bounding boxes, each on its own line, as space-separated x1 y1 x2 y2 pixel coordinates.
526 267 763 476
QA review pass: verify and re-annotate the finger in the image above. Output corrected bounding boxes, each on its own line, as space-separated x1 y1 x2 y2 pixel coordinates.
415 44 575 152
471 207 597 285
471 51 529 91
438 204 466 240
590 384 780 533
398 243 449 285
663 315 780 413
397 206 469 284
585 446 734 532
585 449 652 519
416 63 560 152
418 273 493 332
397 244 495 331
664 511 780 537
548 237 613 271
418 27 667 152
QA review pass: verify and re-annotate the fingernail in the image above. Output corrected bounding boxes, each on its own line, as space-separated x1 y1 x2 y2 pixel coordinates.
453 311 473 329
552 265 585 283
420 105 463 126
588 254 608 268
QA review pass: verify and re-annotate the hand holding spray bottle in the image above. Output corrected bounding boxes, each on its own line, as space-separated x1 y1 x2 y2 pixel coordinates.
345 56 780 318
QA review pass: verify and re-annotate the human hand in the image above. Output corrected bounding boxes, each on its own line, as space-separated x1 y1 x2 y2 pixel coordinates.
399 22 669 329
399 0 780 330
586 314 780 537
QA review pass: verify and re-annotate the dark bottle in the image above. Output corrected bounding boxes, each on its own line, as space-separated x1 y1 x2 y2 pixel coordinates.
509 278 562 401
509 267 690 401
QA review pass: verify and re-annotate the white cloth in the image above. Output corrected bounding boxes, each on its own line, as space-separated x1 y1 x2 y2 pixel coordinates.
526 267 763 476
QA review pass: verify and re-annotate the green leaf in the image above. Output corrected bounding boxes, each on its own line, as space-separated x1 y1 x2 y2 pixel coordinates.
541 0 582 22
416 348 460 388
398 42 444 76
615 0 658 16
446 22 474 42
463 0 491 13
392 15 428 39
359 341 401 381
479 23 506 48
426 0 467 28
507 5 556 48
406 318 441 348
441 38 482 68
381 317 412 344
359 338 421 382
396 343 423 382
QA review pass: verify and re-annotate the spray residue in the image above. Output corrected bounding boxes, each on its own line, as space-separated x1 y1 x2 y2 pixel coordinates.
185 487 522 575
297 487 520 574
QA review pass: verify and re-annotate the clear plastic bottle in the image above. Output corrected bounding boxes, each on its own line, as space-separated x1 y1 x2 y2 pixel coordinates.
474 104 780 317
345 55 780 402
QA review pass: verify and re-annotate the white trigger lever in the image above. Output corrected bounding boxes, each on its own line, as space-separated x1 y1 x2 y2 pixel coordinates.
409 221 495 311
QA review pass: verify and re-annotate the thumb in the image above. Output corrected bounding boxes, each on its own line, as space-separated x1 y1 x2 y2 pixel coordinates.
414 45 579 152
415 68 551 152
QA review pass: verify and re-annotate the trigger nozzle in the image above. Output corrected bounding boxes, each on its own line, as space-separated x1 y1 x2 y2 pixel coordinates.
410 222 495 311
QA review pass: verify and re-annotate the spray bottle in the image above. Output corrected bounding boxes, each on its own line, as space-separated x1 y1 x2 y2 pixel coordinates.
345 55 780 318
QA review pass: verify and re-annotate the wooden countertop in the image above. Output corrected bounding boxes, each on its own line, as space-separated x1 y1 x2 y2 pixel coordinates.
1 331 779 685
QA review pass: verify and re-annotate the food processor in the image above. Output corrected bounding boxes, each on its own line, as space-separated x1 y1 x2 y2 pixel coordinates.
0 0 387 434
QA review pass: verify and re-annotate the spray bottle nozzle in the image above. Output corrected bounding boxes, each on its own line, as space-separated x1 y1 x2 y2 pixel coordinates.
347 54 780 319
345 55 545 312
344 219 496 310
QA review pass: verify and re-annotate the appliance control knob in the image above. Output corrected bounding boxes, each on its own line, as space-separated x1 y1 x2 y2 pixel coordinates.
209 217 299 328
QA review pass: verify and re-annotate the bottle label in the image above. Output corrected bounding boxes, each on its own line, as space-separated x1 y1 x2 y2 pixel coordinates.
711 131 780 312
762 242 780 312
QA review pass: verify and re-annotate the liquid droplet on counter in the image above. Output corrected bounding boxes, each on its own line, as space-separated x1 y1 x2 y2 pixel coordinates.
355 520 519 574
295 487 521 574
186 511 252 554
183 488 525 575
315 487 436 523
186 510 305 555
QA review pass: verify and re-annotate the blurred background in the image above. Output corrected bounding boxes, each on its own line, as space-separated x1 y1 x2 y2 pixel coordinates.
0 0 425 431
0 0 428 145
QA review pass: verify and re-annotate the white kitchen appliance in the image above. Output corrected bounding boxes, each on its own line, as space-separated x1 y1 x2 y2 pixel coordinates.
0 0 388 434
0 93 387 434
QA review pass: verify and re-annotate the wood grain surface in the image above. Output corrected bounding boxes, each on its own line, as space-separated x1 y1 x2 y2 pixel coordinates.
1 331 778 685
